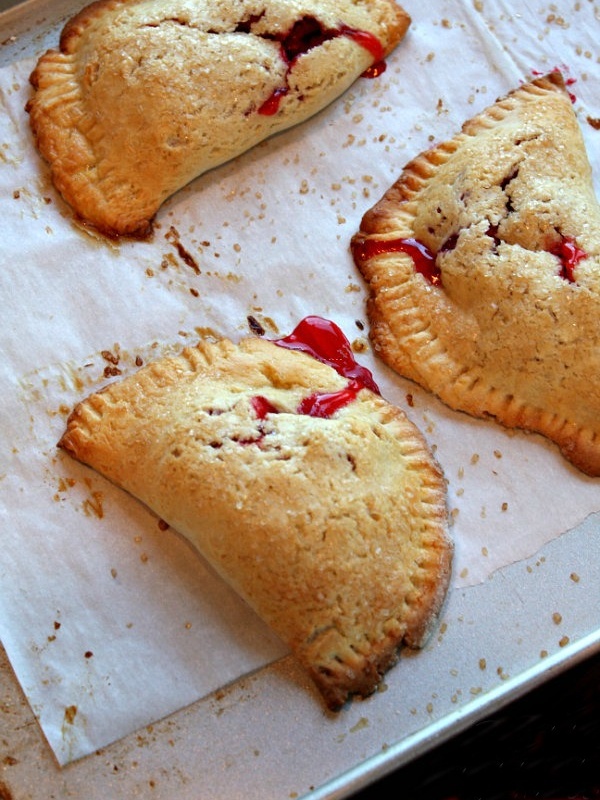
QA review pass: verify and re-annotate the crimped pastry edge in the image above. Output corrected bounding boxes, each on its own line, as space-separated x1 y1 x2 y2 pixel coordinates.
27 0 411 238
351 72 600 477
59 334 452 710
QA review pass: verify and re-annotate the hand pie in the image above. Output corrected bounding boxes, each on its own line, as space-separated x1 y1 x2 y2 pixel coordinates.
27 0 410 238
58 317 451 710
352 72 600 477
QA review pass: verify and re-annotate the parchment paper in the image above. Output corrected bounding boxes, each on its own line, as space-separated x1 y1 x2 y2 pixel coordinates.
1 0 599 766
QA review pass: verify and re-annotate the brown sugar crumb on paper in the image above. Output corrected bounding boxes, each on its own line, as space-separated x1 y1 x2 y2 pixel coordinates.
247 315 265 336
165 227 201 275
101 349 122 379
351 337 369 354
545 12 569 28
82 489 104 519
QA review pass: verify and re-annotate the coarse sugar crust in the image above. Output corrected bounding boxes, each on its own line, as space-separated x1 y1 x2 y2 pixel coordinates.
352 72 600 477
26 0 410 238
58 333 451 710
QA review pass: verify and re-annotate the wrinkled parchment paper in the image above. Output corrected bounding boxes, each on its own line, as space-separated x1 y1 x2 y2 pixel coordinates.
1 0 599 765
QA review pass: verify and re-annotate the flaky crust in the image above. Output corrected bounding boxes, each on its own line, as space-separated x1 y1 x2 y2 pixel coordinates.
59 334 451 710
27 0 410 238
352 72 600 477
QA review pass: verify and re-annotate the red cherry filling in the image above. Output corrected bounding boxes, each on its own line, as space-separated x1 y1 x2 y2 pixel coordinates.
246 317 379 433
550 235 588 282
251 395 279 419
352 228 589 288
297 379 365 419
351 236 442 286
273 315 379 393
230 395 279 446
257 16 386 115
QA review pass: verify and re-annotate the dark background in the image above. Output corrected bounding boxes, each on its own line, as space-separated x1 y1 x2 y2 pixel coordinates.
352 648 600 799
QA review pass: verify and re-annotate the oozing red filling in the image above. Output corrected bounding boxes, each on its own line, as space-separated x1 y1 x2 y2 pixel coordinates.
297 379 366 419
351 236 442 286
273 315 379 391
257 16 386 115
550 235 588 282
251 395 279 419
233 395 279 445
247 316 379 429
338 24 385 62
352 230 589 287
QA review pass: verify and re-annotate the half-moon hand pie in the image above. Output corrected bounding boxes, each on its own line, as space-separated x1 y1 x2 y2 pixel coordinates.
352 72 600 477
27 0 410 238
58 317 451 710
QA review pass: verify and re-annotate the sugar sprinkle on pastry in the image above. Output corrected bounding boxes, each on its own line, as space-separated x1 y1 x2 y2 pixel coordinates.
352 72 600 477
27 0 410 238
58 318 451 710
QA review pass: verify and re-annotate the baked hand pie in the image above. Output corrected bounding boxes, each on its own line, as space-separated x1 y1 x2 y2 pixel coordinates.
352 72 600 477
26 0 410 239
58 317 451 710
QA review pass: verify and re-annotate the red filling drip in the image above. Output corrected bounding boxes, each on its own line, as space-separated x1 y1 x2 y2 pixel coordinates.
257 85 289 115
248 317 379 424
338 24 384 62
551 235 587 282
297 379 365 418
352 228 590 291
233 396 278 445
531 67 577 103
352 236 442 286
273 315 379 393
361 60 387 78
251 395 279 419
258 16 386 115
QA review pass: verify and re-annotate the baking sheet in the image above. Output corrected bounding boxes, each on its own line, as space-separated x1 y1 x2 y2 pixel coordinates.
0 0 599 791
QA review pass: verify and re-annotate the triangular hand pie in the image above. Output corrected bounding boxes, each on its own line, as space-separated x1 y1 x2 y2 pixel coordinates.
58 318 451 710
27 0 410 238
352 72 600 477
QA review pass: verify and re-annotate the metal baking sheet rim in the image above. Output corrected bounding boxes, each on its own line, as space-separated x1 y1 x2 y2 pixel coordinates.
1 521 599 799
1 1 599 798
315 629 600 799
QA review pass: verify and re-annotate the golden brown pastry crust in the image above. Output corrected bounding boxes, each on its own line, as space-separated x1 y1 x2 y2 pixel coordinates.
352 72 600 477
59 332 451 710
27 0 410 238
